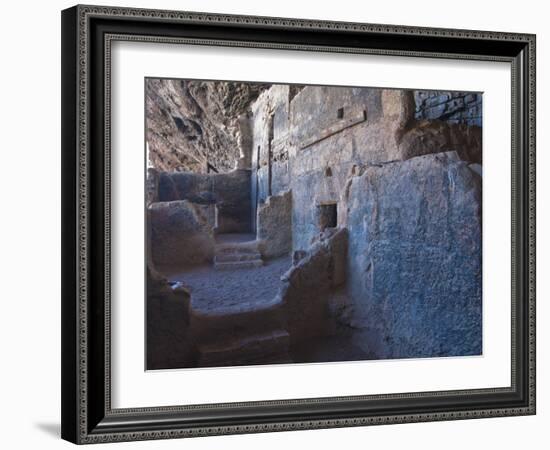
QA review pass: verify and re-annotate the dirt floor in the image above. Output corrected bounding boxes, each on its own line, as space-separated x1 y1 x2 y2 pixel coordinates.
163 255 292 314
157 250 372 366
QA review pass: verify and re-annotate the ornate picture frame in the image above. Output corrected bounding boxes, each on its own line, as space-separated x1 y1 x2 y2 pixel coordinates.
61 4 536 444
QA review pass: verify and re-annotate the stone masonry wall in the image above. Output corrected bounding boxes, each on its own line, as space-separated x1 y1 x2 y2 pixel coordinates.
248 84 483 359
149 200 215 267
157 169 252 233
414 90 482 126
147 82 484 362
250 85 292 228
247 85 482 253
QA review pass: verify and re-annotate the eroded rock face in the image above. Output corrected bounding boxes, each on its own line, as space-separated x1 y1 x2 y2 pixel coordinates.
146 79 267 173
399 120 482 164
149 200 215 267
346 151 482 359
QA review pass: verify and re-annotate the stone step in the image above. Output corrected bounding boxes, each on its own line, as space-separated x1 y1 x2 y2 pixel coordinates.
215 241 260 255
214 252 262 263
198 330 290 367
214 259 263 270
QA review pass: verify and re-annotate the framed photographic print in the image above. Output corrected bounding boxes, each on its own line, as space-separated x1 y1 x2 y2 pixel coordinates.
61 4 536 444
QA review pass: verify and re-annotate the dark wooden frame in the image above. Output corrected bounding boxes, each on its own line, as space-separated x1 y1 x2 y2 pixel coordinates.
61 4 536 444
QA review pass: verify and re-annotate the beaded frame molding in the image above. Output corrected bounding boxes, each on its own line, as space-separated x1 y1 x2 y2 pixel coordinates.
61 4 536 444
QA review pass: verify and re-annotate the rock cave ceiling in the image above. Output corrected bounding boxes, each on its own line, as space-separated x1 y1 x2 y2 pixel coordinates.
146 79 269 173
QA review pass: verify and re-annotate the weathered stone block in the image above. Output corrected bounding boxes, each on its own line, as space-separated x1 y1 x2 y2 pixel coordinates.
149 200 215 267
414 90 483 126
158 169 252 233
197 330 290 367
146 265 194 369
279 228 348 343
398 120 482 163
146 168 160 206
188 296 287 353
346 151 481 359
290 86 383 146
257 190 293 259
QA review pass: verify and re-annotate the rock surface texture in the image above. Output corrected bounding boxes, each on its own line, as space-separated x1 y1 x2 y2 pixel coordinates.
149 200 215 267
414 90 482 126
146 78 267 173
156 169 252 233
278 228 348 344
257 190 293 259
146 82 483 368
346 151 482 358
146 265 194 369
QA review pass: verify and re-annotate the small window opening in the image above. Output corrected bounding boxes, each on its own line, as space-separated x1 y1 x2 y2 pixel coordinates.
318 203 338 231
337 107 345 119
325 167 333 177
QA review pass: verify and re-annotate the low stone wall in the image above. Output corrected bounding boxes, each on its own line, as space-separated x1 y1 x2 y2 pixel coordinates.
156 169 252 233
146 168 160 205
257 190 293 259
188 299 289 367
346 151 482 359
278 228 348 344
146 266 194 369
149 200 215 267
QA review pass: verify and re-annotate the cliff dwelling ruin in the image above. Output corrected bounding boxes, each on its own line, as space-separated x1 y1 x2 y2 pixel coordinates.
145 78 483 370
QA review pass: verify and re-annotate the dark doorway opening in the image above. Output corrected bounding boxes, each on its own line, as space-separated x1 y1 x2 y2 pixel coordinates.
317 203 337 230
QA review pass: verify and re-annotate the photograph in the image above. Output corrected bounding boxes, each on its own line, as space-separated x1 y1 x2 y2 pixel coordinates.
145 78 483 370
54 2 537 445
